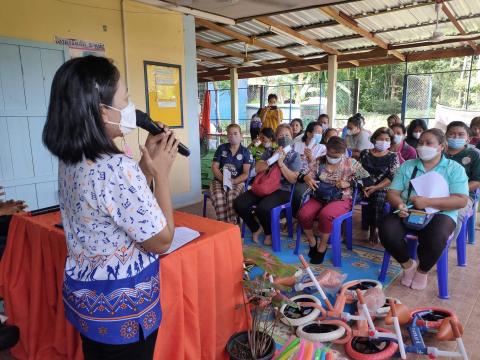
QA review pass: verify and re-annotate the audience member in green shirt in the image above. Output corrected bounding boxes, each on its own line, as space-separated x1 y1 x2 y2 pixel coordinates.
248 127 277 161
444 121 480 243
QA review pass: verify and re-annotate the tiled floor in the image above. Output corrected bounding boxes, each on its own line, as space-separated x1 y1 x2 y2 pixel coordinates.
187 200 480 360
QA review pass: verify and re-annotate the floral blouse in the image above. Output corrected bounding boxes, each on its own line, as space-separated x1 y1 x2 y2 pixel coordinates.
310 157 372 200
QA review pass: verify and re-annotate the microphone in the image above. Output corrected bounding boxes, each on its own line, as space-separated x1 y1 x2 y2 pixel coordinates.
135 110 190 157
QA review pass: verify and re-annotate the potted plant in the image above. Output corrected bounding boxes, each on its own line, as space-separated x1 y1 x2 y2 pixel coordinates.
226 246 298 360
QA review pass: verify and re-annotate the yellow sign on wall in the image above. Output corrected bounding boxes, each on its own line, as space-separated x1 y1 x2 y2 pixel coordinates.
144 61 183 128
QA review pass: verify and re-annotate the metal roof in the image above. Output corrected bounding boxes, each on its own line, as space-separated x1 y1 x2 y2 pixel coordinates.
195 0 480 80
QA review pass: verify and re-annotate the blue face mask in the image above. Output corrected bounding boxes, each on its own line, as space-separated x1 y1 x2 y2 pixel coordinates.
311 133 322 145
447 138 467 149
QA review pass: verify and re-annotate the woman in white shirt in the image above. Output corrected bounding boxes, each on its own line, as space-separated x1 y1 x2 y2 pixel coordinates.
291 121 326 215
42 56 178 359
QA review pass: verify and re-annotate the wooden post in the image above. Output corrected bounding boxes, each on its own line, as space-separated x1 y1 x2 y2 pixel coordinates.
327 55 337 126
230 67 238 124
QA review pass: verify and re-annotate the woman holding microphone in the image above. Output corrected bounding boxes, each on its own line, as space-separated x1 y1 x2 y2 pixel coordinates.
43 56 178 359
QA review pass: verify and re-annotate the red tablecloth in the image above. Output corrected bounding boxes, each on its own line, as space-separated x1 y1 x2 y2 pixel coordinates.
0 211 248 359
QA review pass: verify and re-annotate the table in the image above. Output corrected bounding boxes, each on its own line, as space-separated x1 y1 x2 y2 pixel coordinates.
0 211 248 360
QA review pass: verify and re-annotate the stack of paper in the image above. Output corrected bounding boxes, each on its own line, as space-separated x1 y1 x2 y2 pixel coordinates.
161 227 200 255
267 145 291 166
410 171 450 213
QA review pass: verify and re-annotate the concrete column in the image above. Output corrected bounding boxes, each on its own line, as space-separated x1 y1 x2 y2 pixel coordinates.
230 67 238 124
327 55 337 126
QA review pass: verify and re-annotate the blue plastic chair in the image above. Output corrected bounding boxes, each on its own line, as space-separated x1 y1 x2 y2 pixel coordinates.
294 187 359 267
378 233 453 299
241 184 295 252
467 189 479 245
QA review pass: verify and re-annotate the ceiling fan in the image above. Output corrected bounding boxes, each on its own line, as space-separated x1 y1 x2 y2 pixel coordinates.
240 43 262 67
397 1 480 46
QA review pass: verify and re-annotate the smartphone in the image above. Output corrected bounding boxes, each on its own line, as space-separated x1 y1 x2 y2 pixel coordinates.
269 106 277 110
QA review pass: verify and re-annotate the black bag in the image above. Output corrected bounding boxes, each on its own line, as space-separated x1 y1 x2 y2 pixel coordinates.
312 180 344 203
402 166 434 231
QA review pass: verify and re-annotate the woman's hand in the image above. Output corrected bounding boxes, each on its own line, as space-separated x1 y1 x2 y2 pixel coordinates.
410 196 430 210
363 185 378 198
139 131 179 179
305 175 318 190
304 148 313 162
276 147 286 166
396 203 409 218
336 180 350 189
0 200 27 216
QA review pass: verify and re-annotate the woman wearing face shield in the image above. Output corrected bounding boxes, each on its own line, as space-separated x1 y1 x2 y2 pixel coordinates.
42 56 179 359
380 129 469 291
297 137 371 264
234 124 300 246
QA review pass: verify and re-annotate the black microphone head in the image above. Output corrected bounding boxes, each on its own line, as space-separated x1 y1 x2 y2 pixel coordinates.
135 109 150 128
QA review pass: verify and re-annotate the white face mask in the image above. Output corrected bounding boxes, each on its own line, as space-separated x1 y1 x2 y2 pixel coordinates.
321 123 329 131
375 140 390 151
103 101 137 136
394 134 404 144
413 132 422 140
326 155 342 165
417 145 439 161
346 129 355 136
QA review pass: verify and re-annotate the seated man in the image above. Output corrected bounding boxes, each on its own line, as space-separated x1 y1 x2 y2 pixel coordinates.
444 121 480 242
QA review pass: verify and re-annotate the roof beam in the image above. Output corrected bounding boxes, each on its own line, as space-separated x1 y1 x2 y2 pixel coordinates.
254 16 340 55
198 46 474 82
197 54 237 67
389 34 480 50
441 2 479 52
196 38 247 59
320 6 405 61
195 18 302 61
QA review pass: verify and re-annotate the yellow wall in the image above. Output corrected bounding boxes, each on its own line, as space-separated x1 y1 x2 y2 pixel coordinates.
0 0 191 194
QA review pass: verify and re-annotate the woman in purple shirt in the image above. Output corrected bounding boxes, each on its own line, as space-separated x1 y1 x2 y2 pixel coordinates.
390 124 417 164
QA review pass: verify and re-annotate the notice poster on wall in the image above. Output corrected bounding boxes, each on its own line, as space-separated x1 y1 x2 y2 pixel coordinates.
54 37 105 58
144 61 183 128
433 104 480 131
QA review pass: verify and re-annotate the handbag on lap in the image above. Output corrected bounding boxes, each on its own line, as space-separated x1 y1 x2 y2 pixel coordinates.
251 164 282 197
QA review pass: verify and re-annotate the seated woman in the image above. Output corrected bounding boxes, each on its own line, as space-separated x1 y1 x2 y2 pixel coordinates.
290 118 304 143
380 129 469 290
387 114 401 128
249 127 276 162
470 116 480 146
320 128 339 145
234 124 300 246
317 113 330 131
297 137 371 264
359 127 399 243
211 124 253 224
345 113 373 159
390 123 417 164
405 118 427 148
291 121 327 215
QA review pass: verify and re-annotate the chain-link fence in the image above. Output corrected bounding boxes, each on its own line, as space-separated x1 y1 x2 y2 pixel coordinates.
200 80 358 136
404 68 480 126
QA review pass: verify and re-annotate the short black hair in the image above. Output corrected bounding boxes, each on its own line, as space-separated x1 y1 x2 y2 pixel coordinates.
317 113 329 121
320 128 338 144
290 118 303 130
446 121 470 135
326 136 347 153
267 93 278 101
370 127 394 144
421 128 446 147
347 113 364 129
391 123 407 134
406 118 428 139
302 121 322 142
43 56 122 164
260 127 275 141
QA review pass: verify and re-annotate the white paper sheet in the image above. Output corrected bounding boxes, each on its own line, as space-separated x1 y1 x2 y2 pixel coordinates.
410 171 450 213
266 145 291 166
223 168 232 191
161 227 200 255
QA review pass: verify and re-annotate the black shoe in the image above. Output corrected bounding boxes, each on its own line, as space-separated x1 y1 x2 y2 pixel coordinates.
308 245 316 258
310 249 327 265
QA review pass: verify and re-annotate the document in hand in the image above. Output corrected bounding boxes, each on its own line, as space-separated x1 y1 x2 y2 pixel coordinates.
223 168 232 191
266 145 291 166
161 227 201 255
410 171 449 213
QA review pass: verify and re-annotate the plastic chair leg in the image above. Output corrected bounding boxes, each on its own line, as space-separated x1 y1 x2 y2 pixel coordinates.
294 224 302 255
361 204 368 231
286 206 293 238
456 219 467 267
202 193 208 218
345 216 353 251
271 208 282 252
437 245 449 299
330 221 342 267
467 212 476 245
407 239 417 260
378 251 391 283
